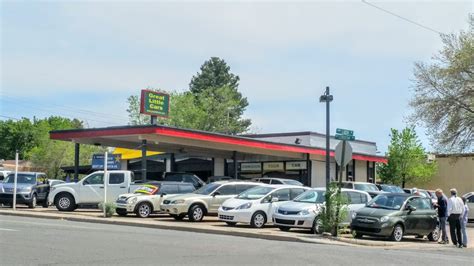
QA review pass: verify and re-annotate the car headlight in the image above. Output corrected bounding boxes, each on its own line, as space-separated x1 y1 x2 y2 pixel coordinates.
171 199 185 204
298 209 311 216
235 202 252 210
351 212 357 219
128 197 137 204
380 216 389 223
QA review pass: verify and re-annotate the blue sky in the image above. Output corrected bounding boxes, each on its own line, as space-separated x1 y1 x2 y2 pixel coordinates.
1 1 471 153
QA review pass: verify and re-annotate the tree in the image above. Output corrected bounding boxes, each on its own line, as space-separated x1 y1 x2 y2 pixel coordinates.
189 57 240 94
410 17 474 152
0 118 37 160
378 127 437 187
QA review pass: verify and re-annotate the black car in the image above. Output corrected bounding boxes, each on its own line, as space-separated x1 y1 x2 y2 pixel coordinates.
162 172 205 189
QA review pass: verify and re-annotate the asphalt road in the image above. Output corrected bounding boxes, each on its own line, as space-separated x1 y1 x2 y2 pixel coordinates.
0 215 472 266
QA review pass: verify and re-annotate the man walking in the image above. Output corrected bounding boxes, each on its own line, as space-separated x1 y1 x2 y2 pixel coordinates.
434 189 449 244
447 188 464 248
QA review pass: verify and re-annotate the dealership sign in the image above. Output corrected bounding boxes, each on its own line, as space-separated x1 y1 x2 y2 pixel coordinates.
241 163 262 172
286 161 307 170
263 162 284 171
92 154 122 170
140 90 170 118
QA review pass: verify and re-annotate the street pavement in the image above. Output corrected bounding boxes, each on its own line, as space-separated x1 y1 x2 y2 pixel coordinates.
1 215 472 266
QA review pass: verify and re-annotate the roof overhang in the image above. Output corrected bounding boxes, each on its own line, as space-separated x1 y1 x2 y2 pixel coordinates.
50 125 387 163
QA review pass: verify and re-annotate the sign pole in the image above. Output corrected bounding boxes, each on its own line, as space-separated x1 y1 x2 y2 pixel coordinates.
334 140 346 236
103 152 108 218
13 151 19 211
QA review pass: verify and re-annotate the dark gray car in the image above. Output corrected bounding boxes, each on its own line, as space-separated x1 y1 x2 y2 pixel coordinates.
0 172 47 208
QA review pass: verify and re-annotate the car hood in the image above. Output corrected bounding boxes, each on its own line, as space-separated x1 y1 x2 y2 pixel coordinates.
278 201 321 212
164 193 210 202
356 207 397 217
221 198 255 208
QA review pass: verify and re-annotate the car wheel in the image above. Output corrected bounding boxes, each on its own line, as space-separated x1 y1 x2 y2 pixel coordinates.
116 209 128 217
310 216 323 234
188 205 205 222
172 214 186 221
135 202 152 218
55 193 76 211
226 222 237 226
390 224 404 242
279 226 290 232
28 194 37 209
250 211 266 228
428 224 441 242
353 231 363 239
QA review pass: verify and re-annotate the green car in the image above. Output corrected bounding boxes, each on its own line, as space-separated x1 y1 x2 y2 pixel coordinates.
350 193 440 242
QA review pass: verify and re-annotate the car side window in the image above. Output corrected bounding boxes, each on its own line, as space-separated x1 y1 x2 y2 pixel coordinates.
165 175 182 182
271 180 283 184
235 184 255 194
348 192 365 204
410 198 431 210
272 188 290 201
260 179 271 184
179 184 195 193
83 173 103 185
109 173 125 184
183 175 199 186
216 185 237 195
161 184 179 194
342 183 352 189
290 188 305 200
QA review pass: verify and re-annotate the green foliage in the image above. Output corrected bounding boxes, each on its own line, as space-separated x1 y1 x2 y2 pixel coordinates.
320 183 349 236
410 17 473 152
98 202 116 217
378 127 437 187
0 116 104 178
126 57 251 134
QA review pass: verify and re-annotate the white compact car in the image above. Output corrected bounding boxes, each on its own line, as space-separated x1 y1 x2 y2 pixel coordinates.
218 185 308 228
272 188 371 233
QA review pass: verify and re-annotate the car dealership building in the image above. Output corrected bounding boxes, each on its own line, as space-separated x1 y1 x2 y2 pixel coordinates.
50 125 386 187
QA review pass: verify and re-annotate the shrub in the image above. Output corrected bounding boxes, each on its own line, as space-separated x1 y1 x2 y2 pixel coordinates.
98 202 116 217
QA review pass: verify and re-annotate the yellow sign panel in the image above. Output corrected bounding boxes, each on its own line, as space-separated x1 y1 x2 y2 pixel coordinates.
113 148 162 160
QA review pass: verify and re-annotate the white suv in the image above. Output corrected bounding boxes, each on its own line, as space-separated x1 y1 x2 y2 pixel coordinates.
218 185 308 228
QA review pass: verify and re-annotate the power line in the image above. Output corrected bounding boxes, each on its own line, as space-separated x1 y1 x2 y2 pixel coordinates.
0 115 20 120
361 0 444 35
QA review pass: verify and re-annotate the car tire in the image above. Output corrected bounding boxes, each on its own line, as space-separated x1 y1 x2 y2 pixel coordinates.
250 211 266 228
225 222 237 226
353 231 363 239
279 226 290 232
310 216 323 234
428 224 441 242
171 214 186 221
188 205 205 222
55 193 76 212
28 194 37 209
116 209 128 217
135 202 152 218
390 224 404 242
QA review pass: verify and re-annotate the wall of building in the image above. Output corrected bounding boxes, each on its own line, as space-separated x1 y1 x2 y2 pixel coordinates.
355 160 367 182
408 155 474 196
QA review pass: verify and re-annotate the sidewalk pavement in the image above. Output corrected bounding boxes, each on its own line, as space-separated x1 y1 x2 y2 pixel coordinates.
1 206 472 250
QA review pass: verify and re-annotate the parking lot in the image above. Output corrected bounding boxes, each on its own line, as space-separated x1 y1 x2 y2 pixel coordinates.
1 206 472 250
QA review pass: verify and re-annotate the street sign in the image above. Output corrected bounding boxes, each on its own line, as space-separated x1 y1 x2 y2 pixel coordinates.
335 134 355 141
140 90 170 118
92 154 122 170
336 128 354 136
335 141 353 167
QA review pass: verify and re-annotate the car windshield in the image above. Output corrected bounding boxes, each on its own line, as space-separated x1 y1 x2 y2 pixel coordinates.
293 190 326 203
4 174 36 184
193 183 221 195
366 194 407 210
380 185 404 193
237 186 273 200
354 183 379 192
282 180 303 186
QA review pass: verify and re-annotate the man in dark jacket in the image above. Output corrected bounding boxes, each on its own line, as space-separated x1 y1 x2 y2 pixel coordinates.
435 189 449 244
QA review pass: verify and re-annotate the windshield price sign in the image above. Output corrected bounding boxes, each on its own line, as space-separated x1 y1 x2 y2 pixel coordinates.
140 90 170 118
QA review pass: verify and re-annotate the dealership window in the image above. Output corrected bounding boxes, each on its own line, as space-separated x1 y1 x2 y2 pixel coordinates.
367 161 375 183
346 160 355 181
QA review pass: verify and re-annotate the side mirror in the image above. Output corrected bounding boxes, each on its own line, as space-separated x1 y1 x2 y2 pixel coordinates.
271 197 279 203
405 205 416 212
212 191 220 197
160 193 167 197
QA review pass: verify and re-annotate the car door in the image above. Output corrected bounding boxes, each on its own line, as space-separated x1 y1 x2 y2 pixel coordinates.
209 184 237 212
106 173 128 203
79 173 105 203
404 198 432 234
264 188 290 217
155 184 179 210
35 174 48 201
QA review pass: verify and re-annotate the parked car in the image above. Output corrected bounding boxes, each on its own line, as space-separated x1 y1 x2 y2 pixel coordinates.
36 179 65 207
338 181 382 198
207 176 232 183
376 184 404 193
0 172 47 208
252 177 303 186
115 182 196 218
162 172 205 189
160 181 259 222
404 188 433 201
0 170 11 182
350 193 440 242
49 170 144 211
218 185 308 228
273 188 371 233
463 192 474 222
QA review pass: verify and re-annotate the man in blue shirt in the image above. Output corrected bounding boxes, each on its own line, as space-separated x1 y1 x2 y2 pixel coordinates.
435 189 449 244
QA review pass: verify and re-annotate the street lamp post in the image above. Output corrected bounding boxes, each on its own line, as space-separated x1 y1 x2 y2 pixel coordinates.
319 86 333 189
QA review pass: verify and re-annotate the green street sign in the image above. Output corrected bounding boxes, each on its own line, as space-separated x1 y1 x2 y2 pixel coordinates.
336 128 354 136
335 134 355 141
140 90 170 118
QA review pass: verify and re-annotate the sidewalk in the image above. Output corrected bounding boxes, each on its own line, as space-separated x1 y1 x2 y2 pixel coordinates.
1 206 472 250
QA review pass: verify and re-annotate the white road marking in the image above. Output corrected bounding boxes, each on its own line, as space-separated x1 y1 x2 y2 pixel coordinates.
0 219 102 230
0 228 18 231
